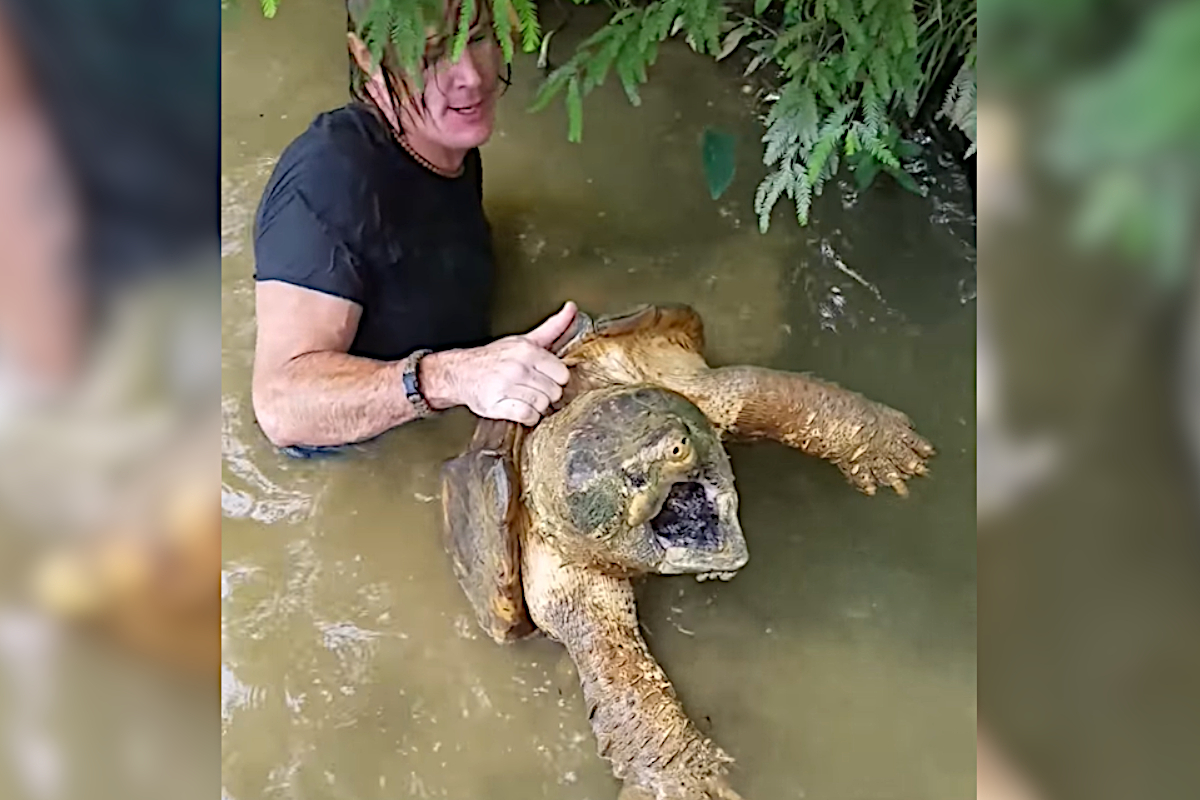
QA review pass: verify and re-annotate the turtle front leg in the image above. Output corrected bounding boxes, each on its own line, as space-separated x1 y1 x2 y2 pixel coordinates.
678 367 935 497
522 534 745 800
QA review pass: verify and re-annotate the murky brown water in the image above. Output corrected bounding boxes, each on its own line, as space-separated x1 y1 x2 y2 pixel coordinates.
221 3 977 799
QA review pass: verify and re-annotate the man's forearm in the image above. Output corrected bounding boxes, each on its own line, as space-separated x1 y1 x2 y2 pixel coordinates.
253 349 461 448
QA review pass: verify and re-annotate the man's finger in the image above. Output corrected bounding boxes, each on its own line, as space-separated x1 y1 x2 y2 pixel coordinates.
492 397 540 427
523 301 578 350
525 350 570 387
516 370 563 405
505 384 552 415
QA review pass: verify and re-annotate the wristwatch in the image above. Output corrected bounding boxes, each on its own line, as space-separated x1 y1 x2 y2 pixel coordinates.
401 348 434 418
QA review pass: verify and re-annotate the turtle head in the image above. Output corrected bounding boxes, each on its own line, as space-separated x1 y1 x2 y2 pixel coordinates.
551 386 749 578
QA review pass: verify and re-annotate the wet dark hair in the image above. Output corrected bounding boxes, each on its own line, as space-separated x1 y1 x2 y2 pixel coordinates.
344 0 510 128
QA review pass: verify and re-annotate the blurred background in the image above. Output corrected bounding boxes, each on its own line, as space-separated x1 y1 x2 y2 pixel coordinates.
976 0 1200 798
0 1 218 800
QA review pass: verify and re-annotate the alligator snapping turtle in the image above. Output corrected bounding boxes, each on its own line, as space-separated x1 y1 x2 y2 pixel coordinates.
440 304 935 799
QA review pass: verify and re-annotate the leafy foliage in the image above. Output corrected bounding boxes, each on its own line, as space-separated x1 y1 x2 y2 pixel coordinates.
938 49 976 158
1043 1 1200 284
523 0 975 229
348 0 544 86
258 0 976 229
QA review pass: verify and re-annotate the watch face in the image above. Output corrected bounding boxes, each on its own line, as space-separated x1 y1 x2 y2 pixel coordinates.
403 370 419 397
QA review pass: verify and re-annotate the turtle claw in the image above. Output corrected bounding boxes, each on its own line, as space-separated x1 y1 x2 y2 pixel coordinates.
834 404 935 497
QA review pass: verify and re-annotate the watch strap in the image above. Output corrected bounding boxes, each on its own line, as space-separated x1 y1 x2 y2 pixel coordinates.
401 349 434 418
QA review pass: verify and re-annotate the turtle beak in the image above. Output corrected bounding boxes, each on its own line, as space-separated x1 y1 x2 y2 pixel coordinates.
648 480 749 576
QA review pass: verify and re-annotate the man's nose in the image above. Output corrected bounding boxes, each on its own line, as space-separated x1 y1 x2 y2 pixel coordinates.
445 47 484 91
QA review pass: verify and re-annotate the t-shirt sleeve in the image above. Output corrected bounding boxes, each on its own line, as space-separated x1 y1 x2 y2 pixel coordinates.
252 150 366 305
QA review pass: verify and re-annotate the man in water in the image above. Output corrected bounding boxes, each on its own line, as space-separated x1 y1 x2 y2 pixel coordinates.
252 0 575 453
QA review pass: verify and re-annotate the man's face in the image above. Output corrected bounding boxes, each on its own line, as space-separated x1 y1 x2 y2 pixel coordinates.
399 26 502 151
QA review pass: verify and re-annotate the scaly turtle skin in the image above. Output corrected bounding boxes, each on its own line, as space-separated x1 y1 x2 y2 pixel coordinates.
440 303 935 799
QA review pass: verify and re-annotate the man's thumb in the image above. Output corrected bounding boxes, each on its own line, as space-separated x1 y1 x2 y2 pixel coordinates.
524 301 578 350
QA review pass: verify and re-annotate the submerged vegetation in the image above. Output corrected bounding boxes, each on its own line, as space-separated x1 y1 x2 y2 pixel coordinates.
252 0 976 230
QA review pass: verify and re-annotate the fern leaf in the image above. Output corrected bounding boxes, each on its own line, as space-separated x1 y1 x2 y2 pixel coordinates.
845 124 861 156
529 64 574 113
261 0 278 19
511 0 541 53
492 0 515 62
820 102 855 138
763 120 797 165
862 83 885 136
768 83 818 139
834 6 866 49
451 0 476 62
842 47 864 85
583 26 627 92
790 162 813 225
900 2 917 48
390 12 420 77
805 135 836 187
755 168 790 233
869 47 891 101
567 75 584 143
615 45 645 106
867 134 900 170
640 2 674 49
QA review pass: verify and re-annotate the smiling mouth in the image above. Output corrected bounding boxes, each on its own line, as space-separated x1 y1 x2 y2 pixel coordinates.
449 102 483 115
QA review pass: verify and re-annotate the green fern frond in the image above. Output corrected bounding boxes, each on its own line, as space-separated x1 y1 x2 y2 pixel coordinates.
615 43 647 106
450 0 476 61
567 75 584 142
842 47 864 84
805 134 837 187
583 25 629 92
763 119 799 165
900 0 918 48
862 83 886 134
390 11 421 76
834 6 867 49
867 133 901 170
492 0 516 62
868 47 891 100
261 0 278 19
529 64 575 113
790 162 814 225
511 0 541 53
845 123 861 156
755 167 791 232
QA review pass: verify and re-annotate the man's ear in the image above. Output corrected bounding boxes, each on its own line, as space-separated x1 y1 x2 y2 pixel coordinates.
346 32 375 76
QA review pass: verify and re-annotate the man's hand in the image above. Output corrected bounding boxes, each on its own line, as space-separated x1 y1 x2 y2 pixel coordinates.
423 302 577 426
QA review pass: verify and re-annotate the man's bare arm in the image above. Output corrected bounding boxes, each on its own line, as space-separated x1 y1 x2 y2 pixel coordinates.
252 281 577 448
252 281 420 447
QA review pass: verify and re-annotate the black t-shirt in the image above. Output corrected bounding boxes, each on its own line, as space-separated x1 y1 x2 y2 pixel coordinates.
253 102 496 361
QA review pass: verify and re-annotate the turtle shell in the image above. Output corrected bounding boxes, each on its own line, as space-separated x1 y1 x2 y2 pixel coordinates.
552 303 706 362
440 303 708 643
